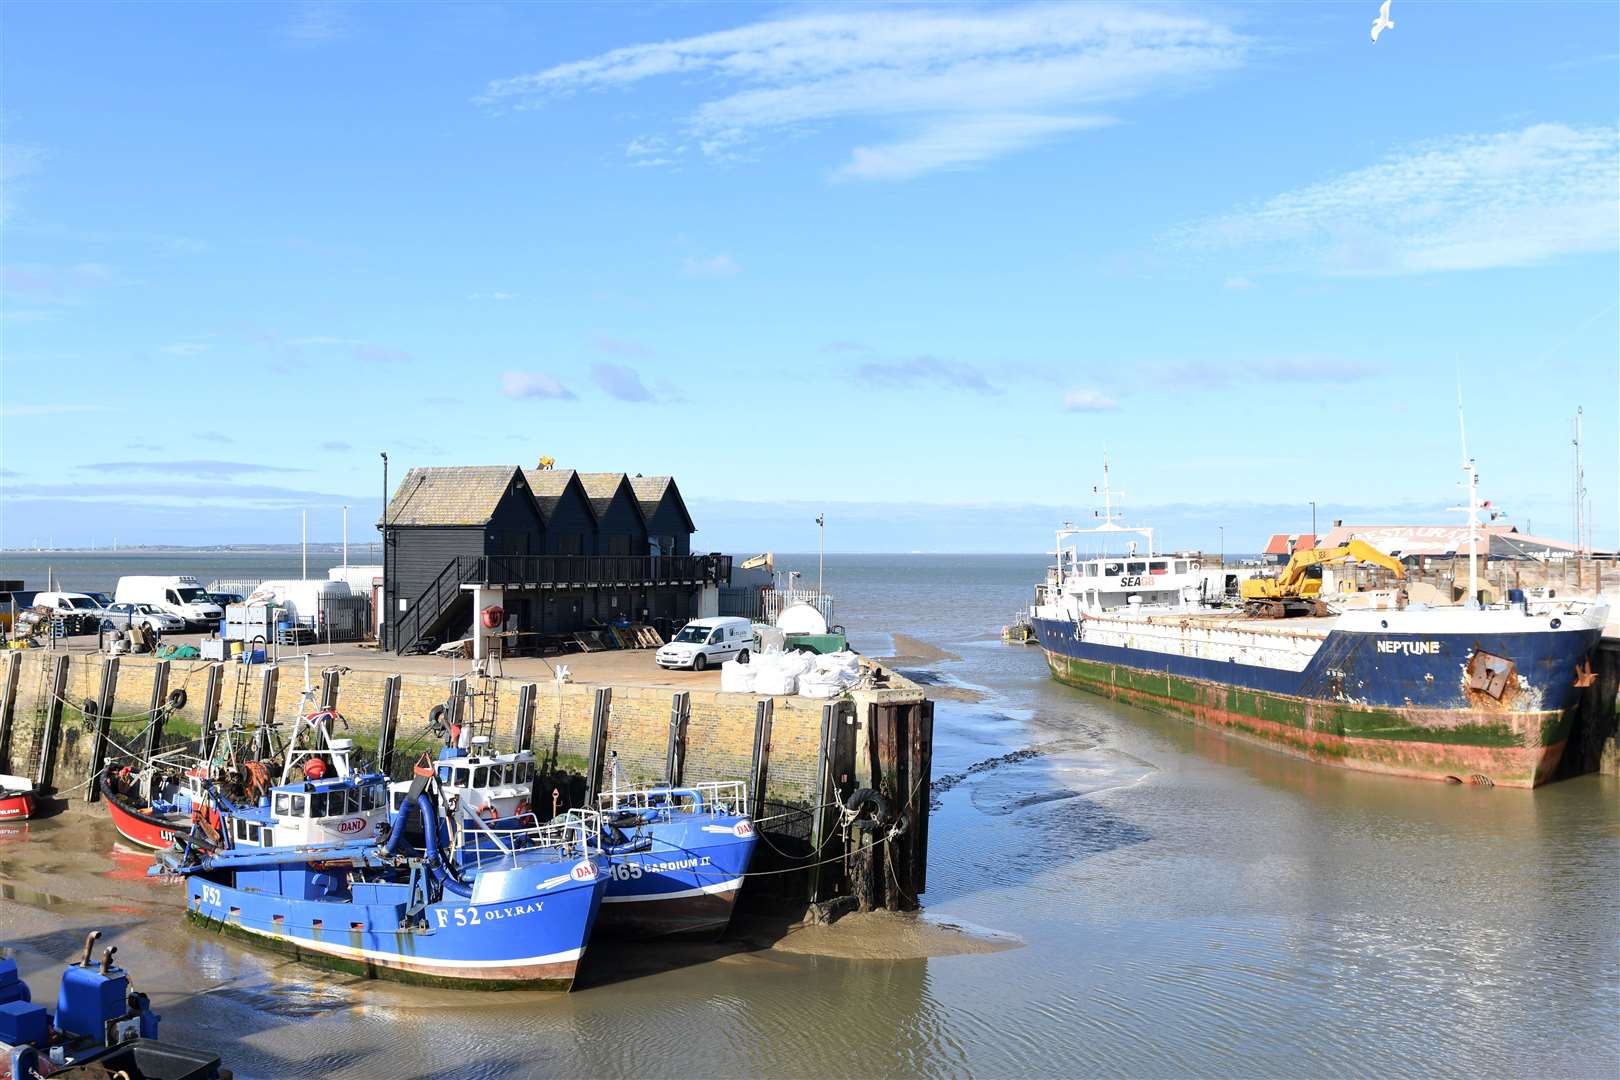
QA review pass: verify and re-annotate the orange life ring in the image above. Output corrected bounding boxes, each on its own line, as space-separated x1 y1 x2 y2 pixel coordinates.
478 804 498 822
514 800 531 817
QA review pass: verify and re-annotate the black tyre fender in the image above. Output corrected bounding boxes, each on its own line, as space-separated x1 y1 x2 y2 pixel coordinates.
843 786 890 824
167 688 188 711
427 703 447 735
81 698 99 725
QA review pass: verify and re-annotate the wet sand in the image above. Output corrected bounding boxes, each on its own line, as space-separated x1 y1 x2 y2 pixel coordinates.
875 633 986 703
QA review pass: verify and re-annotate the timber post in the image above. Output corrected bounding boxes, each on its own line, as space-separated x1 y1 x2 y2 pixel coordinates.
583 687 612 805
377 674 402 774
319 667 342 712
143 660 170 760
665 691 690 786
36 653 70 793
515 683 537 753
447 676 469 734
749 697 774 823
809 699 854 905
84 656 119 803
198 663 225 760
0 652 21 773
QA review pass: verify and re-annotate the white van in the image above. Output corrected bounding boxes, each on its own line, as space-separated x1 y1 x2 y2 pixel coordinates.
114 575 224 628
655 616 754 671
32 591 109 632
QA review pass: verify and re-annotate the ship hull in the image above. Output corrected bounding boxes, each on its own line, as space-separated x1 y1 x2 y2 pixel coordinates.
1034 616 1601 789
595 817 756 938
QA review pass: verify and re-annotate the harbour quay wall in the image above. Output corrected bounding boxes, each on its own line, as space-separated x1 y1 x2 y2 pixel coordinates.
0 649 922 803
0 648 934 910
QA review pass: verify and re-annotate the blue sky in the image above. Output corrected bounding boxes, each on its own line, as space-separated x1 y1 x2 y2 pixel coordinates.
2 1 1616 553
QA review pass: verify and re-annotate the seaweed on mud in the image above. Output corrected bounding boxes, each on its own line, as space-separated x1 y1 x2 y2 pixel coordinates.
929 747 1048 809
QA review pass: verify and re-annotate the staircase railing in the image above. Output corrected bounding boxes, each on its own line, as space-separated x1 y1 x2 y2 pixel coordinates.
393 556 478 653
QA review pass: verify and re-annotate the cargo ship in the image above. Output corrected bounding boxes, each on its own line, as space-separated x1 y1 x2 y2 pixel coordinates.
1027 465 1608 788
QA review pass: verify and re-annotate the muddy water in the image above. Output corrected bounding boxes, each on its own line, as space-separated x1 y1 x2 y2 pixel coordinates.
3 554 1617 1078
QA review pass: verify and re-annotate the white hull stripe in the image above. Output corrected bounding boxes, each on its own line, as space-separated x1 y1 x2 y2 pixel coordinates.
204 914 584 969
602 877 743 903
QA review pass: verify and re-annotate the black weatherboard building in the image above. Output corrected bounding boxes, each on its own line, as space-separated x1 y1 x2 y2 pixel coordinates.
381 464 728 653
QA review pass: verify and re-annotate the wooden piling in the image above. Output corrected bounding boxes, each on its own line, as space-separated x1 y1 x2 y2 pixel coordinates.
515 683 537 752
143 660 171 760
912 699 933 897
0 652 22 773
377 674 402 773
35 653 70 792
583 687 612 804
198 663 225 760
319 667 341 712
749 698 774 822
809 700 854 905
447 676 469 733
84 656 119 802
665 691 690 786
256 664 279 729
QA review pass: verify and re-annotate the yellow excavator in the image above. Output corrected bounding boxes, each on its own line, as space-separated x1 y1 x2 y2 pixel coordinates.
1241 539 1406 617
740 553 774 571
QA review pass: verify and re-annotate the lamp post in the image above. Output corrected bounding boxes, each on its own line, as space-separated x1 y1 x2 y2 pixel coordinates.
1218 525 1224 568
815 514 825 603
380 451 389 647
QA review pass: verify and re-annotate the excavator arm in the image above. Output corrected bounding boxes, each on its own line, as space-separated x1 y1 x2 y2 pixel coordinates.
1242 539 1405 603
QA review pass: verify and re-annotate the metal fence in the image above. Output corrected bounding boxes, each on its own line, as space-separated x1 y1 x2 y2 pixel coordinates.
313 595 372 642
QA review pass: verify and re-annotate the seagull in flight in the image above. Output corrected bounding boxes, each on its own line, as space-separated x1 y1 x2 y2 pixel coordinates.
1371 0 1395 42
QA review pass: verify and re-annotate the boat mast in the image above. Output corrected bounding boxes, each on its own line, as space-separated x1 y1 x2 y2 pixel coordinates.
1456 385 1480 608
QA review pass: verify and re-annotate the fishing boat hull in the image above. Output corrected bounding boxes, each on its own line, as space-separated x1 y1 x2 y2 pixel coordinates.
184 858 609 990
100 769 189 850
1033 613 1604 789
597 817 756 938
0 792 34 820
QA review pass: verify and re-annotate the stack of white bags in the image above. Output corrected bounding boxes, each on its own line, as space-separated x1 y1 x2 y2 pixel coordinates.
721 649 863 698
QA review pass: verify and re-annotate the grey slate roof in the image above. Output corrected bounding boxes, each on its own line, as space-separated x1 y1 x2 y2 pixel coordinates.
521 468 585 522
628 475 672 515
576 472 632 518
384 466 519 526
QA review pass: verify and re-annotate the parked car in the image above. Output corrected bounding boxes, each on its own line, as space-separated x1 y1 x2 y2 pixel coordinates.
87 591 115 607
113 576 223 627
655 616 754 671
32 591 110 633
99 603 186 633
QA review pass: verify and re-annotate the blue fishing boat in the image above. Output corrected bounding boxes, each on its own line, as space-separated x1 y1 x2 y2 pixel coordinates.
158 753 610 989
0 930 226 1079
590 780 758 938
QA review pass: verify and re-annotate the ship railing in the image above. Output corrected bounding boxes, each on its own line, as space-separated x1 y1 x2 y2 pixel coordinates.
456 807 604 867
597 780 749 822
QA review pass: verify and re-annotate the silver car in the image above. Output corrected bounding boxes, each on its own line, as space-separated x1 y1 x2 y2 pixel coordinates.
100 602 186 633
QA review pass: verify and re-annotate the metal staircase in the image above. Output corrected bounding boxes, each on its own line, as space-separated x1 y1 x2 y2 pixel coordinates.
393 556 480 654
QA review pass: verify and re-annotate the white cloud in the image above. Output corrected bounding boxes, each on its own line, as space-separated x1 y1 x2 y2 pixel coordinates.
834 114 1111 182
682 253 739 278
159 342 212 357
285 2 348 46
1223 276 1253 290
1 403 106 418
0 141 44 223
499 370 576 400
1177 123 1620 275
484 4 1245 180
1063 388 1118 412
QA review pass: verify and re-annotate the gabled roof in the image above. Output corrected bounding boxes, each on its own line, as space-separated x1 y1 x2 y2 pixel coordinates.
629 475 696 534
576 472 645 525
1263 533 1315 556
521 468 598 525
383 466 521 527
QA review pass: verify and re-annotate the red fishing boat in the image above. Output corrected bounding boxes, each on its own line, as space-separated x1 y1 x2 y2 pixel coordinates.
0 773 35 820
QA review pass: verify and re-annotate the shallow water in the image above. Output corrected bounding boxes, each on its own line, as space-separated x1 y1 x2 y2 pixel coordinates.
2 554 1616 1078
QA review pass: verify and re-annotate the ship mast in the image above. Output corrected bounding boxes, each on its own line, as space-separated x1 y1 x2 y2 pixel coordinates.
1454 385 1480 608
